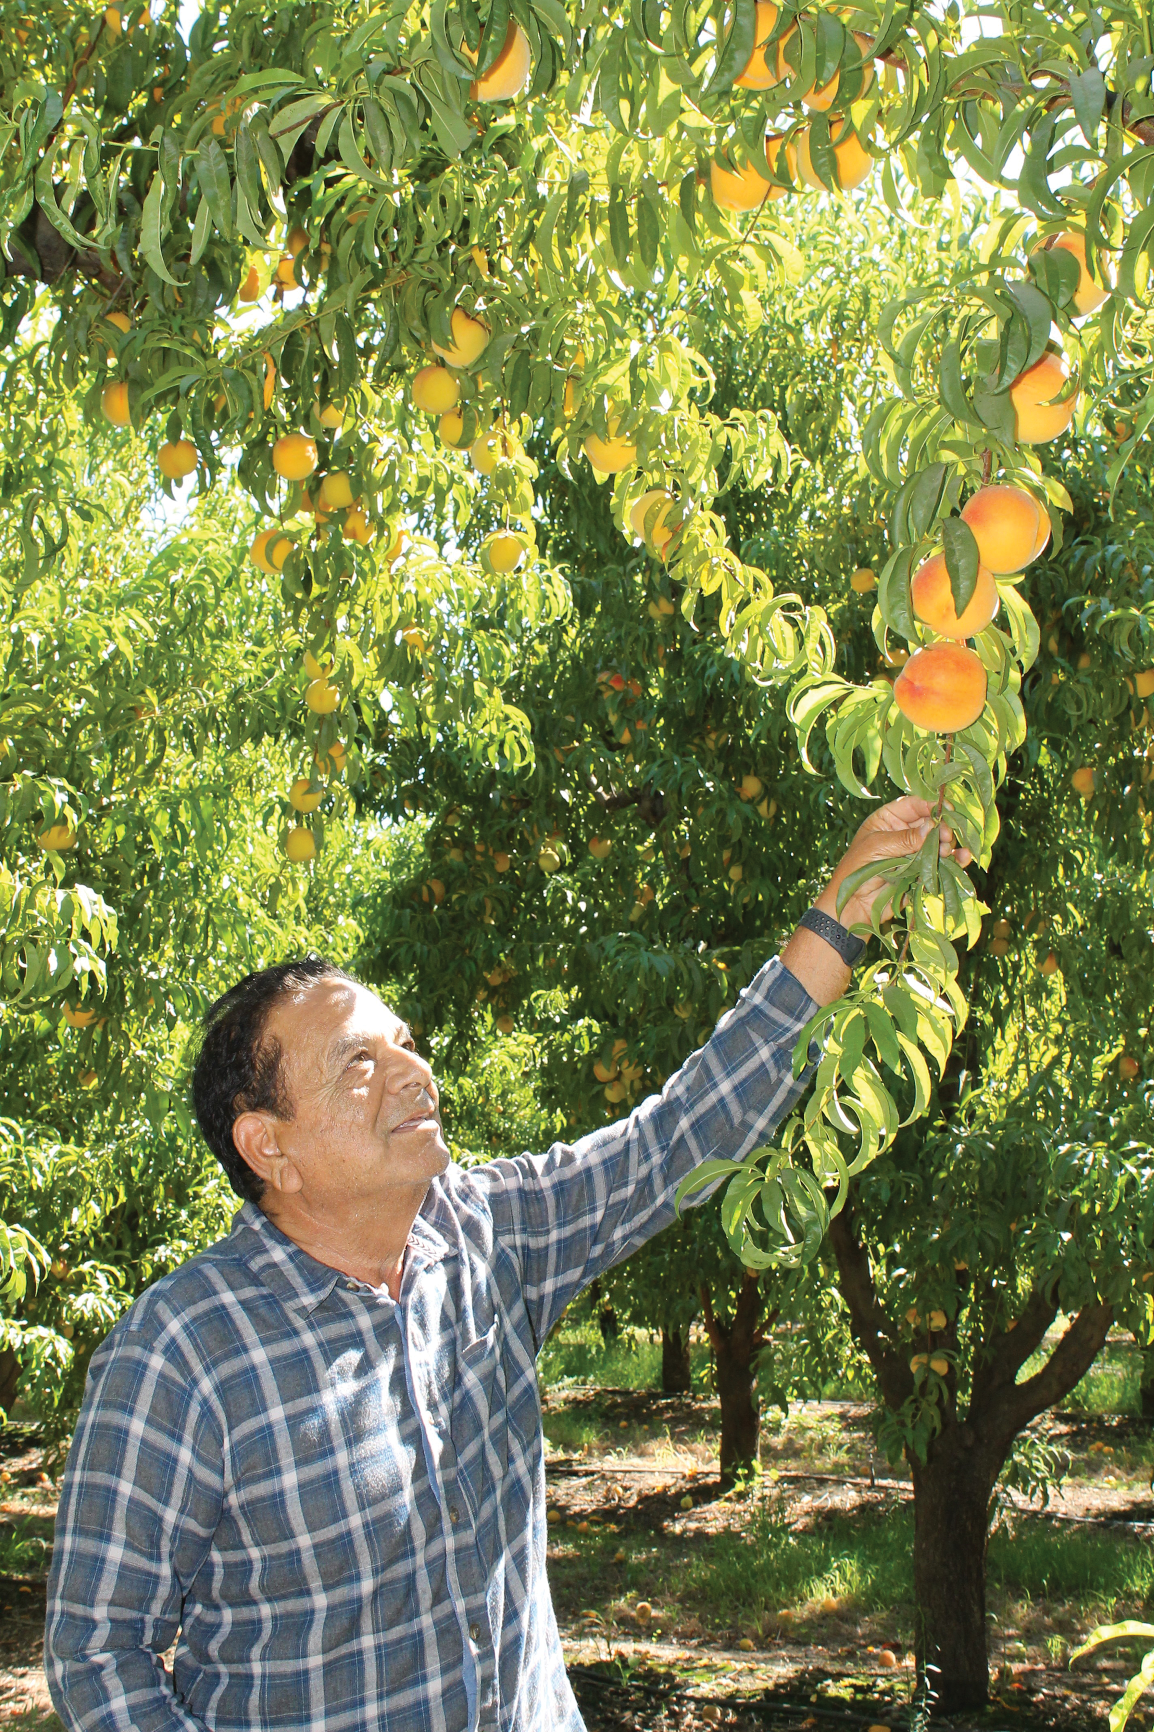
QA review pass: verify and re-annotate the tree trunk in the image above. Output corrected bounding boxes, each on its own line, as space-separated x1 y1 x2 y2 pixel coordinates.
661 1325 692 1393
700 1274 771 1486
1138 1336 1154 1422
0 1349 20 1418
910 1441 996 1710
828 1196 1114 1714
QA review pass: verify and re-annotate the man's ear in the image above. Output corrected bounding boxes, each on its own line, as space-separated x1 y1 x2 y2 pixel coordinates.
232 1112 303 1195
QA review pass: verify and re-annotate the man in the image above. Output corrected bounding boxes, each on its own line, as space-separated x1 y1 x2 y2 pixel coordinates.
46 797 969 1732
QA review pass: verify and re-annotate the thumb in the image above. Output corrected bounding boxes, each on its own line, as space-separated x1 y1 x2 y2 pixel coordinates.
868 818 935 862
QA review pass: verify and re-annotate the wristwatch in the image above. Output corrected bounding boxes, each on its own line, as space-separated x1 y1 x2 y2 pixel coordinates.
797 906 867 966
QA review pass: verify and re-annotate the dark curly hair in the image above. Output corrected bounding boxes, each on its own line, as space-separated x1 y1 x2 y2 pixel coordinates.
191 957 357 1203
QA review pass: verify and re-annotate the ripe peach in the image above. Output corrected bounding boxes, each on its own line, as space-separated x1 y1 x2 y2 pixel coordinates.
850 567 876 592
1034 231 1115 317
272 433 318 480
285 828 316 863
157 439 197 480
893 643 988 733
1041 952 1059 976
412 365 459 414
584 417 637 474
630 490 678 556
795 123 873 192
735 1 782 89
101 381 130 425
1120 1054 1140 1082
467 20 531 101
911 553 999 639
710 135 788 211
1071 766 1095 798
959 485 1048 575
431 309 490 369
1010 352 1077 444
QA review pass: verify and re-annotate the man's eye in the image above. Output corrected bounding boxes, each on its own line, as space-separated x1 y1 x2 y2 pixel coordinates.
349 1052 372 1068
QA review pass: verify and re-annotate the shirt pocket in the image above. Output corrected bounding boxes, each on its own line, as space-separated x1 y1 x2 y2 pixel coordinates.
451 1320 508 1523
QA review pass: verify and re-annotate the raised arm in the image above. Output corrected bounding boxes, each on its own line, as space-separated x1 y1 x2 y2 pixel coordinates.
468 796 971 1345
45 1324 223 1732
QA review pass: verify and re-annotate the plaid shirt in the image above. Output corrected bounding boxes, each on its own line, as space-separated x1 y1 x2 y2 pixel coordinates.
46 957 816 1732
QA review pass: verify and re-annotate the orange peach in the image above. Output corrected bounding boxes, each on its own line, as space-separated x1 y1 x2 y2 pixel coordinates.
959 485 1048 575
1010 352 1077 444
1034 231 1114 316
735 1 781 89
910 553 999 639
710 135 789 210
894 643 988 732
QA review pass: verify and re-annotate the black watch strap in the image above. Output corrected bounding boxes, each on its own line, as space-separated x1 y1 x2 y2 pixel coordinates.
797 907 867 966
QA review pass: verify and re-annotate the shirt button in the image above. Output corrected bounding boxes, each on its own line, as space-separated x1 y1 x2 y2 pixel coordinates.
448 1505 460 1524
469 1623 481 1643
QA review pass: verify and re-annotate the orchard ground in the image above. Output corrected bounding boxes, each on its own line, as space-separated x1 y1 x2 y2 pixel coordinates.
0 1326 1148 1732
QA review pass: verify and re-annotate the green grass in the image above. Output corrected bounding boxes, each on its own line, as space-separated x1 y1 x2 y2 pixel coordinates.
988 1521 1154 1612
0 1517 53 1577
548 1501 1154 1642
539 1322 713 1394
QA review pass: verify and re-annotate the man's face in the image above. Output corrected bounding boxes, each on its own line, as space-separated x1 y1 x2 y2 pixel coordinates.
252 976 450 1210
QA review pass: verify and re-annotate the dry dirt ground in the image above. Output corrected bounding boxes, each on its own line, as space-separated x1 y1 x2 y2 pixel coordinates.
0 1396 1147 1732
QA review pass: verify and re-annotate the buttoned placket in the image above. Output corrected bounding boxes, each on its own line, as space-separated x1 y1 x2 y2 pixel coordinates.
386 1240 495 1732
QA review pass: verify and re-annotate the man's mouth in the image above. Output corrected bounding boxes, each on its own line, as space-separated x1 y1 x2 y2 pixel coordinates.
392 1108 439 1134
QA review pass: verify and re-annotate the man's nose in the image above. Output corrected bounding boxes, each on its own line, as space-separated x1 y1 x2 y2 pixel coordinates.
387 1047 436 1096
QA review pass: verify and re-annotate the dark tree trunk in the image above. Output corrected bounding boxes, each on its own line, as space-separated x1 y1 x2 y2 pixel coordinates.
829 1195 1113 1714
700 1274 772 1486
661 1325 692 1393
0 1349 20 1418
1138 1337 1154 1422
911 1442 996 1709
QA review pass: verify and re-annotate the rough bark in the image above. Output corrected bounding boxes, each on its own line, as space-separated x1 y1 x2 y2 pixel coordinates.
661 1325 692 1394
829 1196 1113 1712
911 1446 994 1709
0 1349 20 1418
700 1274 772 1485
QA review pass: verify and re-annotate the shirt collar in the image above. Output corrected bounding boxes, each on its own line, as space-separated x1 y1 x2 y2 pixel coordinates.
233 1186 454 1316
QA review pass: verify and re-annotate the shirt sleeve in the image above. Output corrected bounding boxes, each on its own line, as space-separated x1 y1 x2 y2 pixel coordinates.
45 1316 224 1732
468 955 818 1346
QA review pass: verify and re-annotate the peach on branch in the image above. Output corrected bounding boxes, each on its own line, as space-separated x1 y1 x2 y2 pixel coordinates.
630 490 678 556
157 439 197 480
431 309 490 369
850 567 876 592
795 122 874 192
272 433 318 480
911 552 999 639
710 135 788 211
584 416 637 474
893 643 988 732
318 471 354 510
1033 230 1115 316
466 20 532 101
285 829 316 863
249 528 294 573
101 381 130 425
412 366 460 414
1071 766 1095 798
959 485 1049 575
1010 352 1077 444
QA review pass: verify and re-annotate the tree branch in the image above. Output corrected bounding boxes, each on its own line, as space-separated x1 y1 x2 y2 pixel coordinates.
828 1198 912 1411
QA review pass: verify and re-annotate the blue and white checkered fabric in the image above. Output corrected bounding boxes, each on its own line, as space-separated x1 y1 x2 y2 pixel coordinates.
46 956 815 1732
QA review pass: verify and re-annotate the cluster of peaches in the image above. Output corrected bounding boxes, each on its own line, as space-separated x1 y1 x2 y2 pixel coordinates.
888 482 1051 733
711 2 879 207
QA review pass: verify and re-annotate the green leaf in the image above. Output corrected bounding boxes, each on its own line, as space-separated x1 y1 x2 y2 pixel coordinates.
197 137 233 241
1068 66 1107 146
704 0 755 95
942 517 980 617
139 171 180 285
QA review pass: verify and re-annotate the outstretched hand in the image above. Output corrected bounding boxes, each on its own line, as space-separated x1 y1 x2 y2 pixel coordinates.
815 796 974 932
